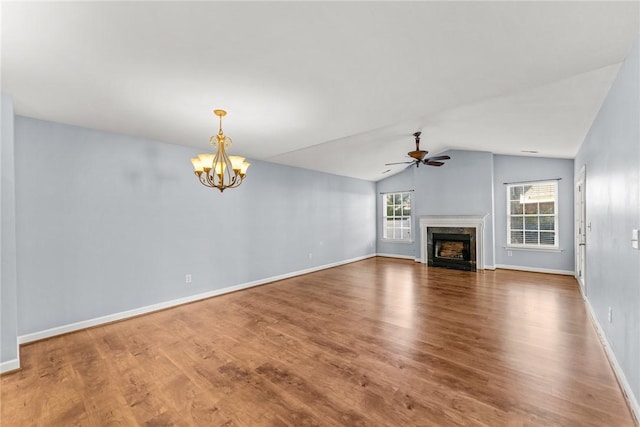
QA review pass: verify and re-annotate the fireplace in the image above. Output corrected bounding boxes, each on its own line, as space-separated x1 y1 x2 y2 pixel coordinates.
418 215 488 271
431 232 473 271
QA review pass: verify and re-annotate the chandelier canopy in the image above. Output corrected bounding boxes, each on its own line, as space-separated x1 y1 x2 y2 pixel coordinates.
190 109 250 192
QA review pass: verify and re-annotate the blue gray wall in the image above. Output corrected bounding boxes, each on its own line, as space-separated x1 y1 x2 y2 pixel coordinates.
376 150 496 268
11 116 376 341
493 155 575 273
574 38 639 406
1 94 19 366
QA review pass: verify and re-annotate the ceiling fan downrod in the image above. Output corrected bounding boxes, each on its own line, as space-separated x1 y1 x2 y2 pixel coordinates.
408 131 428 161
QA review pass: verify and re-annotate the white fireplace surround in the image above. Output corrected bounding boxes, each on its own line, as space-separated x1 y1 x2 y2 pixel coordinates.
419 215 489 270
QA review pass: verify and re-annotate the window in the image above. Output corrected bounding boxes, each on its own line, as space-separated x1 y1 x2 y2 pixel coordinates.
507 181 558 248
382 192 412 241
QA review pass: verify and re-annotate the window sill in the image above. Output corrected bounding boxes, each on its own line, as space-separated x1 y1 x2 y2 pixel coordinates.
380 239 414 245
505 246 563 253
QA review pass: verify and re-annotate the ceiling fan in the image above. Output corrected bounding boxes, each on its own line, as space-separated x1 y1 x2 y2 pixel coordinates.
385 131 451 168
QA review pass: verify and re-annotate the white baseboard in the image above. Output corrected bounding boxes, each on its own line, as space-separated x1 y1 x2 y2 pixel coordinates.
11 254 376 366
376 252 415 261
484 265 496 270
495 264 574 276
0 358 20 374
578 287 639 423
0 341 21 374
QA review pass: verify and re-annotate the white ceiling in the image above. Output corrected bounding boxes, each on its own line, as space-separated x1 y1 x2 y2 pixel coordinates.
2 1 638 181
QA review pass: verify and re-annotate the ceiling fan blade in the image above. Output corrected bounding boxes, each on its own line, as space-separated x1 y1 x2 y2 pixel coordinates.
424 161 445 167
385 161 415 166
424 155 451 162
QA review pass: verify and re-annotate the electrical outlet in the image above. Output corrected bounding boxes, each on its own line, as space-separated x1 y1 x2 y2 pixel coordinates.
185 274 192 284
507 251 513 256
308 253 313 259
608 307 612 323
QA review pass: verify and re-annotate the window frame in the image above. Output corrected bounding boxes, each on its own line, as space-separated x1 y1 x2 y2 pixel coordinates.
381 191 413 243
506 180 559 250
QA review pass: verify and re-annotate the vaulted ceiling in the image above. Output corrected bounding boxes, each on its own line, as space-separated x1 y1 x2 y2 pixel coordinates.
2 2 638 181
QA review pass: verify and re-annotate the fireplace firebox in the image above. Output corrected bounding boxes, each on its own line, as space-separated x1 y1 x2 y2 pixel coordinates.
426 226 477 271
432 233 472 271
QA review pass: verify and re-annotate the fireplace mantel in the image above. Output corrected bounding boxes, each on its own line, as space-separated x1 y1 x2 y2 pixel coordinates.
419 215 488 269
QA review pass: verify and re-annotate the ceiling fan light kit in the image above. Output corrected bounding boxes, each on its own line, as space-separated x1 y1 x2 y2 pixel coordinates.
385 131 451 169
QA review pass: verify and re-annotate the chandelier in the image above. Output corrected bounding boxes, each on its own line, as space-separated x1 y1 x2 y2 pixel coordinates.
190 109 250 192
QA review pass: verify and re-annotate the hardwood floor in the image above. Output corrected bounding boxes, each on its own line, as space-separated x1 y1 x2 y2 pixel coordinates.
1 257 635 426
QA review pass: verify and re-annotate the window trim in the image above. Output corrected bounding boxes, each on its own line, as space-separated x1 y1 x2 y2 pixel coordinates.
381 191 413 243
506 180 559 249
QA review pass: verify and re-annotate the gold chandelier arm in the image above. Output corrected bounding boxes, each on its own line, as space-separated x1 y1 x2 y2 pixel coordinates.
195 171 214 188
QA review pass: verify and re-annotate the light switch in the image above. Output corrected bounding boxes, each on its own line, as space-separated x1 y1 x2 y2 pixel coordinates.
633 240 639 249
633 229 639 240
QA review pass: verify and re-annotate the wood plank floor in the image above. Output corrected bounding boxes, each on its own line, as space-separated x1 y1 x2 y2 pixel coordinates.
1 257 635 426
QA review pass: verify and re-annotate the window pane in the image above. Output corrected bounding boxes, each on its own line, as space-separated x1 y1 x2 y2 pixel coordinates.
401 218 411 228
510 230 523 244
525 216 538 231
539 202 554 214
384 224 393 239
524 203 538 214
525 183 555 202
540 232 555 245
393 194 400 204
386 220 396 239
387 206 394 216
510 216 523 230
386 194 393 205
402 193 411 215
510 186 523 200
510 201 523 215
525 231 539 244
539 216 554 231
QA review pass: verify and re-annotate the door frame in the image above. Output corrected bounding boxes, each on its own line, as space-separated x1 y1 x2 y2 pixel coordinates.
575 165 586 292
